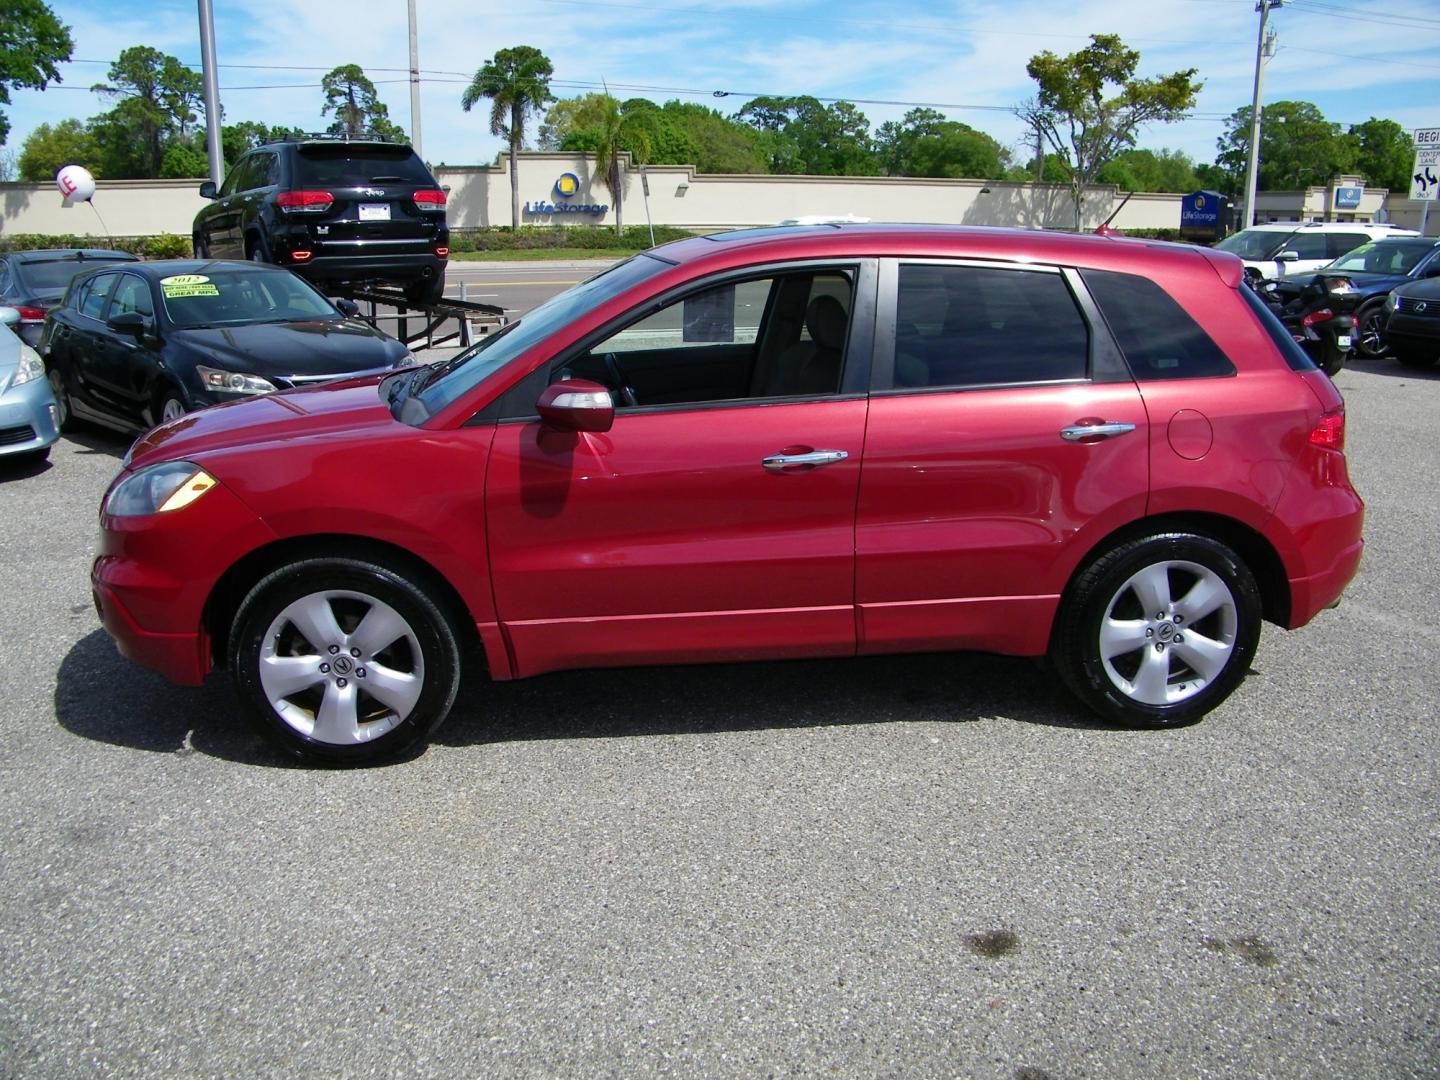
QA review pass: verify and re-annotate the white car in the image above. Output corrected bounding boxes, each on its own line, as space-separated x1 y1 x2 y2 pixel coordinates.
1215 221 1420 280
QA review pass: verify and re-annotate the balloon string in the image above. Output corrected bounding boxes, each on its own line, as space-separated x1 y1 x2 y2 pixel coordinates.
87 200 115 250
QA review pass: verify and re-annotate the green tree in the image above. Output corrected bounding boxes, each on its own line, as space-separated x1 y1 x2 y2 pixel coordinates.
321 64 404 140
1020 34 1200 226
1095 147 1200 192
1348 117 1413 194
0 0 74 146
1214 101 1356 193
737 96 878 175
589 94 652 234
221 120 305 166
461 45 555 229
90 46 204 177
160 141 207 178
876 108 1007 179
17 117 98 180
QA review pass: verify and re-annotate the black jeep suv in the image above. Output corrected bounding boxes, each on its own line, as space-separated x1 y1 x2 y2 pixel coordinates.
192 136 449 306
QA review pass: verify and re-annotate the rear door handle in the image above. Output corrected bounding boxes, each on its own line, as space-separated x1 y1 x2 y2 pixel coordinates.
1060 422 1136 442
762 449 849 471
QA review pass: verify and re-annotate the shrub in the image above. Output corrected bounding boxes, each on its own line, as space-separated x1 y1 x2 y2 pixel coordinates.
450 225 697 252
140 233 192 259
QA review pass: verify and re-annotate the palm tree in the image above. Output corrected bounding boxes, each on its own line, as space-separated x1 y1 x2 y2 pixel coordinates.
592 95 652 236
461 46 555 229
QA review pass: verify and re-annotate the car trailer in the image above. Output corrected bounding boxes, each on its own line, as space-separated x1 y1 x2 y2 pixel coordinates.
334 286 507 352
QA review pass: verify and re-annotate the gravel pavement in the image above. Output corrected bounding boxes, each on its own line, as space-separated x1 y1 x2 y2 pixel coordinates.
0 355 1435 1078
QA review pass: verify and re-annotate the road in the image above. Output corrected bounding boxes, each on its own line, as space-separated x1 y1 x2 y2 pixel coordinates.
440 259 613 317
0 354 1436 1078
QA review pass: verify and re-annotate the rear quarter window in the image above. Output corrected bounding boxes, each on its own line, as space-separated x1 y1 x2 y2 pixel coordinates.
1238 283 1317 372
1080 269 1236 380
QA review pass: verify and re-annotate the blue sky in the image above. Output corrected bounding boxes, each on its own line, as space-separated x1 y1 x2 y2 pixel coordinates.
7 0 1440 177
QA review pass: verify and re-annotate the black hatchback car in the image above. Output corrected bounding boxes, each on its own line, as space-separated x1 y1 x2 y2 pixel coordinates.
192 136 450 306
41 260 414 433
0 248 139 347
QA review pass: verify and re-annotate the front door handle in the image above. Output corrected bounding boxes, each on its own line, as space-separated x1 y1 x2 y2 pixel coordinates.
762 449 849 471
1060 421 1136 442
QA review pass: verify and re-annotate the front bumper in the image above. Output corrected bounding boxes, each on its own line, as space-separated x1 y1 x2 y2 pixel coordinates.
92 476 275 684
0 373 60 457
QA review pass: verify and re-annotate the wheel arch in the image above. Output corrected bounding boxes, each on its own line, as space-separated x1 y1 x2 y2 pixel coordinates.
1061 511 1291 628
203 533 485 673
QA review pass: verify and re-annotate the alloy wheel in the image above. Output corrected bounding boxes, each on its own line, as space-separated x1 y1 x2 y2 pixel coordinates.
1097 560 1238 707
258 589 425 745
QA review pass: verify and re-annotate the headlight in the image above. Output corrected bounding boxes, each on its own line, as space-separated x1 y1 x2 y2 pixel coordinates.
105 461 216 517
11 345 45 387
196 365 277 395
1384 292 1398 312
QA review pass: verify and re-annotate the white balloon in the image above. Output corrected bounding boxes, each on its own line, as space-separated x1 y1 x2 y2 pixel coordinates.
56 165 96 206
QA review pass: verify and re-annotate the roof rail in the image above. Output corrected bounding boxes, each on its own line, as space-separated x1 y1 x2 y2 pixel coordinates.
271 131 405 145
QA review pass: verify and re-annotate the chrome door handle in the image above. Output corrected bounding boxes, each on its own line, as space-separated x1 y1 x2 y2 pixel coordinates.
762 449 849 471
1060 422 1136 442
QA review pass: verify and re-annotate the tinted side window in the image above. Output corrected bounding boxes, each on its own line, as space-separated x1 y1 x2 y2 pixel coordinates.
1327 233 1369 259
79 274 119 320
0 262 12 296
109 274 154 318
1080 269 1236 380
218 156 247 197
1285 232 1329 260
893 264 1088 389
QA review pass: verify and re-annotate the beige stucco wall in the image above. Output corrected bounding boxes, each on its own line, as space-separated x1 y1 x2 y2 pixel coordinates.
0 151 1188 237
1253 176 1392 225
0 178 208 237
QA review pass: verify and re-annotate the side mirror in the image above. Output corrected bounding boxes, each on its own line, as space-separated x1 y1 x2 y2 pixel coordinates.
335 298 359 316
0 306 19 328
537 379 614 433
198 181 217 199
1276 250 1299 263
106 311 146 337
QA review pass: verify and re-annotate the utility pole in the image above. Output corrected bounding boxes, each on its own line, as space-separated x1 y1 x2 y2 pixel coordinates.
1241 0 1281 228
197 0 224 186
407 0 423 156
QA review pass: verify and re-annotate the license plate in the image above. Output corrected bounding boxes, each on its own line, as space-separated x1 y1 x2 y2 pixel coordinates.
1336 336 1351 348
358 203 391 221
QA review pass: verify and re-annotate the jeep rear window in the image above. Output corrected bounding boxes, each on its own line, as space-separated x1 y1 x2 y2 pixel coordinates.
1080 269 1236 380
293 146 435 186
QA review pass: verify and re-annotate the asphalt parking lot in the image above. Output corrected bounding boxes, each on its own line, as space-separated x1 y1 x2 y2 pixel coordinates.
0 315 1436 1075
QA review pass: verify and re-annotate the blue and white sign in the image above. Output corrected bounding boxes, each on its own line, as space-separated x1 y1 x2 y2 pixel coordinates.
1180 191 1222 230
1333 186 1363 210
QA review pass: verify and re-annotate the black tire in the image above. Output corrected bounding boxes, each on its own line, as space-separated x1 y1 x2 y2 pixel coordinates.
1394 349 1439 369
246 233 272 264
154 386 188 427
46 366 76 432
404 275 446 308
192 236 208 259
1049 533 1262 729
1318 336 1345 377
1353 300 1389 359
229 557 462 765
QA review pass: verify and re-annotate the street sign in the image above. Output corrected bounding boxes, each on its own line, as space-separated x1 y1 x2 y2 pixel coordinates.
1412 147 1440 202
1414 127 1440 149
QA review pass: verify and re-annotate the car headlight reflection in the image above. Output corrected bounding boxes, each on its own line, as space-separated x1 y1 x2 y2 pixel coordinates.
11 345 46 387
106 461 216 516
196 364 277 395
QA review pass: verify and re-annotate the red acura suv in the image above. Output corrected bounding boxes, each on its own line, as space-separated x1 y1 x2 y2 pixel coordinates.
93 225 1363 764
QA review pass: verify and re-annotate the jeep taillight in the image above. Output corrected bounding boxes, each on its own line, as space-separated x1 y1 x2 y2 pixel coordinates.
1309 409 1345 451
276 190 333 213
413 189 446 210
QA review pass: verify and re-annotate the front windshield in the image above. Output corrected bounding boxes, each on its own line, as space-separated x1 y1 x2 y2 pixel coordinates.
160 268 337 328
1326 239 1438 275
1214 229 1288 261
416 253 672 414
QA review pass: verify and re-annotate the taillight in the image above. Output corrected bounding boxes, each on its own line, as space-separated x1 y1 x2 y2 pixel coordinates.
1309 409 1345 451
290 250 312 261
16 305 46 323
434 246 449 258
276 190 333 213
413 189 446 210
1302 307 1334 328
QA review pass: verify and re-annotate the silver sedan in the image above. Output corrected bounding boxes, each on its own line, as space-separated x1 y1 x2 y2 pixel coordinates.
0 307 60 462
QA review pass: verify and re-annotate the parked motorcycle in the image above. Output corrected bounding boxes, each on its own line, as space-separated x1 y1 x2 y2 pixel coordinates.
1245 269 1353 376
